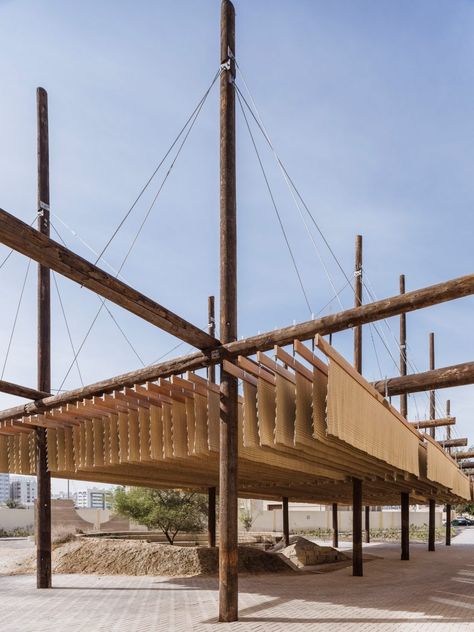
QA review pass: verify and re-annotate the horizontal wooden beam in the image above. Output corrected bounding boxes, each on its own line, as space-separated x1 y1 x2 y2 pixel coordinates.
409 417 456 430
373 362 474 396
1 271 474 423
454 451 474 460
460 460 474 470
0 208 217 351
0 379 50 400
438 438 468 448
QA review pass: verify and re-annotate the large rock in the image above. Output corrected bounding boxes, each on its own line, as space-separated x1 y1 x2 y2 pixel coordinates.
275 536 348 568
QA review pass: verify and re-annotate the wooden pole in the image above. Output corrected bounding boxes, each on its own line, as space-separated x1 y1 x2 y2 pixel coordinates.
428 499 436 552
207 295 217 548
354 235 362 373
446 400 451 453
218 1 238 622
282 497 290 547
401 491 410 560
0 380 49 400
439 438 468 448
208 486 217 548
352 478 363 576
332 503 338 548
446 504 451 546
408 417 455 429
399 275 408 418
365 505 370 544
429 333 436 439
36 87 52 589
372 362 474 397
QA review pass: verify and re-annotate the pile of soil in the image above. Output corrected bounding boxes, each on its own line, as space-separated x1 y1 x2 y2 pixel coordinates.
270 536 348 568
14 538 290 577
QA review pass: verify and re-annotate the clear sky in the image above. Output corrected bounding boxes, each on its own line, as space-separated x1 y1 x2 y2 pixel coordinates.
0 1 473 492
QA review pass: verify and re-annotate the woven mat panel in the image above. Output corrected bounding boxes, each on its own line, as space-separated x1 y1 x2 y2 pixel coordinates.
172 401 188 458
312 368 328 441
194 393 209 455
294 372 313 447
207 390 220 452
243 381 259 447
275 374 295 447
256 378 276 447
185 399 196 455
326 360 419 476
426 438 471 500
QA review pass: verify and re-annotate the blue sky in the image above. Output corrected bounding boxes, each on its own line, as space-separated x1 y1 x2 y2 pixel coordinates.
0 0 473 491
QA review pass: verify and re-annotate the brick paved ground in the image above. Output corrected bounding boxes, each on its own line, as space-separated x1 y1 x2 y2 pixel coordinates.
1 529 473 632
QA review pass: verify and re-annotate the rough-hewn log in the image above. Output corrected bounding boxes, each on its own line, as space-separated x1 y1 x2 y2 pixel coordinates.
460 460 474 469
401 492 409 560
438 438 468 448
373 362 474 397
2 273 474 423
409 417 456 430
352 478 363 577
0 208 217 351
428 499 436 552
454 451 474 461
0 380 49 400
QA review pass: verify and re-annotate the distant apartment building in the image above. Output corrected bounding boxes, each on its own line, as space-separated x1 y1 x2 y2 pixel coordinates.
10 476 37 506
0 473 10 504
76 487 109 509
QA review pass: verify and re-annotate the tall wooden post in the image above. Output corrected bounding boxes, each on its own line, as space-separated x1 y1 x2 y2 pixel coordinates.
399 275 408 418
207 296 217 548
352 478 363 576
36 87 52 589
332 503 338 548
401 491 410 560
365 505 370 544
429 333 436 439
445 504 451 546
428 499 436 552
282 497 290 547
446 400 451 453
218 0 238 622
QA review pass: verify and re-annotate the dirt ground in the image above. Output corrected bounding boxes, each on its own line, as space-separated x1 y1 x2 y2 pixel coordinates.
6 537 291 577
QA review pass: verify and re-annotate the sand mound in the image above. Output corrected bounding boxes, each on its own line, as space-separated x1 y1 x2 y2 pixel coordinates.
14 538 290 577
270 536 348 568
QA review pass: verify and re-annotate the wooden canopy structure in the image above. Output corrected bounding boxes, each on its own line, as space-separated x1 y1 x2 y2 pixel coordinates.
1 0 473 623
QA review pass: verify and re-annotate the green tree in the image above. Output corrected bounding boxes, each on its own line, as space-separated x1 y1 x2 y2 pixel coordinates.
113 487 207 544
5 499 24 509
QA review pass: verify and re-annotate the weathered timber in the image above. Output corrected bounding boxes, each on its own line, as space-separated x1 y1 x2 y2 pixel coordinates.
460 460 474 469
282 496 290 547
401 492 410 560
0 208 217 351
352 478 363 577
454 451 474 460
354 235 362 373
438 438 468 448
218 0 238 623
429 333 436 439
373 361 474 397
446 504 451 546
207 296 216 383
428 499 435 552
446 400 452 449
0 380 49 400
365 505 370 544
409 417 456 430
36 87 52 589
399 275 407 418
3 274 474 422
208 486 216 547
332 503 338 548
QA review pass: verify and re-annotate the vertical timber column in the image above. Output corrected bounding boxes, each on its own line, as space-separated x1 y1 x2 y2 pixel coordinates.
446 400 451 454
332 503 338 548
219 0 238 623
352 478 363 576
207 296 217 548
365 505 370 544
429 333 436 439
428 499 436 552
282 497 290 547
36 87 52 589
399 275 408 419
401 491 410 560
446 504 451 546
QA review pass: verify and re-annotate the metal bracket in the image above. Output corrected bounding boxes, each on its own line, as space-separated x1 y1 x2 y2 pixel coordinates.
354 269 362 277
220 59 231 72
210 349 221 361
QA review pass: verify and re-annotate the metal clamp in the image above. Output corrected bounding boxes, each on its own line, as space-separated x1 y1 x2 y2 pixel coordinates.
211 349 221 361
220 59 231 72
354 269 362 277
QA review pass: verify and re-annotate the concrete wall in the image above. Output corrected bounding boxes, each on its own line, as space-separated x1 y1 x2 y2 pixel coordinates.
248 508 443 532
0 508 34 531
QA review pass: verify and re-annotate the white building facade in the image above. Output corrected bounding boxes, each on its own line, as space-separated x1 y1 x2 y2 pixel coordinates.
10 476 37 506
0 473 10 504
76 488 108 509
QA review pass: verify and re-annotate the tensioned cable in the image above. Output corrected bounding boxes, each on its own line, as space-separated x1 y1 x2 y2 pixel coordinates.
57 74 217 389
52 272 84 387
236 89 313 314
1 258 32 379
51 223 145 376
94 69 221 266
